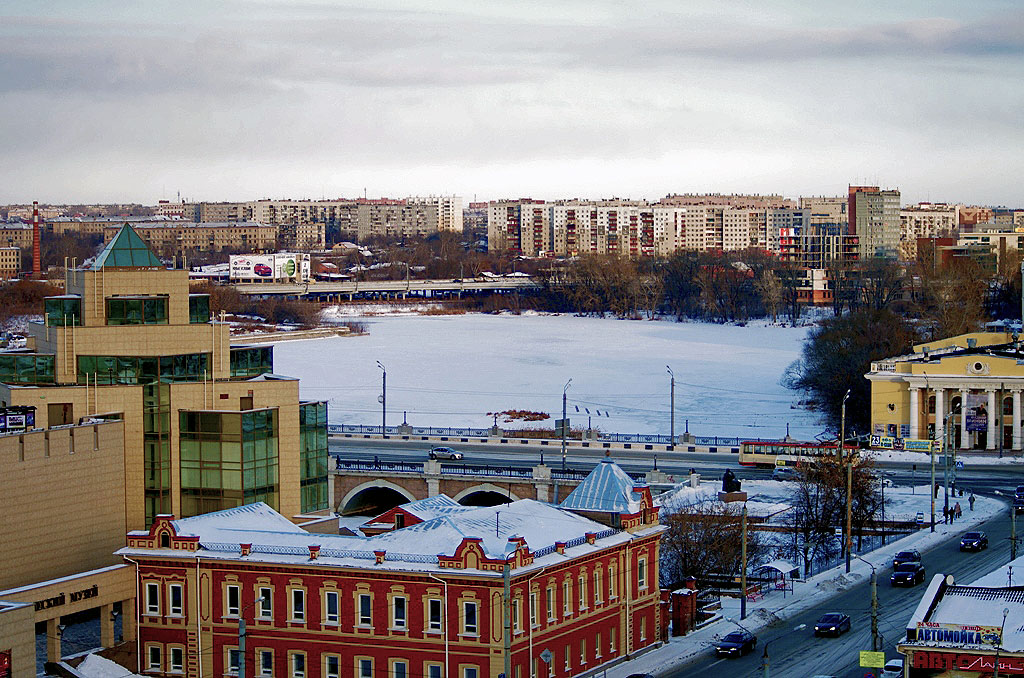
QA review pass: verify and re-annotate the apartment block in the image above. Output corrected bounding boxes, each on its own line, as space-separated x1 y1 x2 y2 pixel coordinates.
0 247 19 279
852 187 901 258
900 204 959 259
487 200 549 255
101 222 280 256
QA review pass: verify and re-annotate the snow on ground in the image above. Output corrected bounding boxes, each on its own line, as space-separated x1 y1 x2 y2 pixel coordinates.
274 313 820 440
871 448 1024 464
604 489 1005 678
72 653 143 678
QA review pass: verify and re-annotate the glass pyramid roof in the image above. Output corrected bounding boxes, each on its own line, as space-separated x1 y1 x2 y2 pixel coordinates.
90 224 164 269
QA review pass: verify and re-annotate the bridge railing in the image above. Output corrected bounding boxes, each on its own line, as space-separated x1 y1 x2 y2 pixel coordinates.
439 464 533 478
335 459 423 473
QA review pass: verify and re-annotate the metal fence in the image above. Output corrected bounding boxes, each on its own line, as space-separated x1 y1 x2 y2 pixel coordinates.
438 464 533 478
329 424 492 437
335 459 422 473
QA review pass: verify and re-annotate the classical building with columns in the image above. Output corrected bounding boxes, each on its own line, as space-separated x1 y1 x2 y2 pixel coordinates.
866 331 1024 452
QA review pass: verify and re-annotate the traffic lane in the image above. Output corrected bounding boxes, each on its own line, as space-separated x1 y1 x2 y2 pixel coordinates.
663 506 1011 678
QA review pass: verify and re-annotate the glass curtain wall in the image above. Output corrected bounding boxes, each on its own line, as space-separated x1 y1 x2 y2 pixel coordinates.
299 401 328 512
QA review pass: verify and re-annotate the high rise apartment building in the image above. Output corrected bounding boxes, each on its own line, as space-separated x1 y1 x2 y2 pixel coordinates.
851 187 901 258
900 204 959 259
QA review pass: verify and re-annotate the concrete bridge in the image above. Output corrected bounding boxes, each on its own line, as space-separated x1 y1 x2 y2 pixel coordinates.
234 276 541 300
331 458 674 516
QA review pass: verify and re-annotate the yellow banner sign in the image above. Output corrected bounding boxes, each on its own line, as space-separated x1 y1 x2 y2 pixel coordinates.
860 651 886 668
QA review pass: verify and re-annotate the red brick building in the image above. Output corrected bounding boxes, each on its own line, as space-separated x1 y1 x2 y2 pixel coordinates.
119 460 664 678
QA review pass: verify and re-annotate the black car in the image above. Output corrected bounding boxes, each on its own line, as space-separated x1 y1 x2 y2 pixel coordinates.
960 531 989 552
1016 485 1024 500
715 630 757 657
1015 498 1024 515
893 550 922 569
813 612 851 637
891 562 926 586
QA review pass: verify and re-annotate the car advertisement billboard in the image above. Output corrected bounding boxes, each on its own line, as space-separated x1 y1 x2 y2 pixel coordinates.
230 254 310 282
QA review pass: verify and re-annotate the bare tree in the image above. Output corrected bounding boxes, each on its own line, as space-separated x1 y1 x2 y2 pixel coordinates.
660 498 767 588
754 270 782 323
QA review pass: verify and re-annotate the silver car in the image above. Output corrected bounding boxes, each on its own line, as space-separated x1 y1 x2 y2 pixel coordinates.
428 446 463 460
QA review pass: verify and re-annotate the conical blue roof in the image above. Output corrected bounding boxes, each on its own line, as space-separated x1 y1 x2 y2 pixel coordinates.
90 224 164 269
559 458 644 513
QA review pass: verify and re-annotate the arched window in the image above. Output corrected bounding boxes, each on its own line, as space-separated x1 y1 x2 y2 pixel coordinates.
927 395 936 414
1005 397 1014 416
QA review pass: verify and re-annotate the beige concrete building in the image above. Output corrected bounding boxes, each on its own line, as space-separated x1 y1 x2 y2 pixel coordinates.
957 226 1024 266
101 221 280 256
900 204 958 259
800 195 848 225
853 188 901 258
0 225 34 250
0 247 19 279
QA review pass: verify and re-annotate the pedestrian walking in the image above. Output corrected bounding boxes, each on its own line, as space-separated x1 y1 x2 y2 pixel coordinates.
943 506 949 524
969 493 976 511
955 502 962 519
935 482 940 498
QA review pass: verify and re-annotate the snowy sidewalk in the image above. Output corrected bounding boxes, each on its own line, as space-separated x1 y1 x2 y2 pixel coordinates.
602 490 1006 678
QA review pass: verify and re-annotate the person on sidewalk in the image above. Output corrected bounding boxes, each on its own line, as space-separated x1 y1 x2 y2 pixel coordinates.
969 493 976 511
942 506 949 524
955 502 962 519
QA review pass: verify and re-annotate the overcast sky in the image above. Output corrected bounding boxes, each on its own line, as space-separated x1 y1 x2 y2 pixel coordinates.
2 1 1023 206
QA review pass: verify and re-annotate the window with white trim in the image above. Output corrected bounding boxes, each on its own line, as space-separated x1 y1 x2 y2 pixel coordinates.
259 651 273 677
358 593 372 626
637 557 647 592
610 627 617 654
545 587 555 621
258 587 272 619
639 615 647 641
169 647 183 673
228 649 240 675
326 655 340 678
463 601 478 635
393 661 408 678
609 564 618 599
511 599 520 633
529 592 538 627
594 570 603 605
291 588 305 622
147 645 162 672
463 667 478 678
358 658 373 678
596 632 602 658
578 575 587 610
291 652 305 678
169 584 183 616
325 591 339 623
145 582 160 615
226 585 240 617
580 638 587 664
393 596 407 629
428 598 442 631
427 664 442 678
564 645 570 671
562 581 571 616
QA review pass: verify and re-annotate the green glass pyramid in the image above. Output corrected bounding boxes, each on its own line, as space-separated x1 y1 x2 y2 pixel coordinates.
91 224 164 269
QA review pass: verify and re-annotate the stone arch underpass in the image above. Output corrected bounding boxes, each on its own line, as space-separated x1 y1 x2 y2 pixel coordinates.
338 480 417 516
452 483 522 507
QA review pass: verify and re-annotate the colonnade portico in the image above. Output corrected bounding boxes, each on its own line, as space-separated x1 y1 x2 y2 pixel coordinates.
904 378 1024 452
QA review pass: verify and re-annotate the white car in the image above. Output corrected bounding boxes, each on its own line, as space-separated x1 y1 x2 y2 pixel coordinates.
428 446 463 460
881 659 904 678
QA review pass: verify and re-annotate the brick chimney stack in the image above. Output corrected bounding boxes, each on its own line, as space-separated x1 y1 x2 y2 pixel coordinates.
31 201 41 278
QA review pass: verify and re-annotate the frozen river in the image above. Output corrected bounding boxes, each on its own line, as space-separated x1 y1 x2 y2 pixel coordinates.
272 312 823 440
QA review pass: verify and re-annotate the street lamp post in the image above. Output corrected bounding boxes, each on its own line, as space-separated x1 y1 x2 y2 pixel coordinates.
376 361 386 435
761 624 807 678
561 378 572 471
238 596 266 678
994 607 1010 678
839 389 851 573
667 366 675 446
853 555 880 677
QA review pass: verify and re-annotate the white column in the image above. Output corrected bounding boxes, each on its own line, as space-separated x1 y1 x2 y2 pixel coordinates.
909 387 920 440
988 389 998 450
960 389 970 450
1014 390 1022 451
935 388 945 442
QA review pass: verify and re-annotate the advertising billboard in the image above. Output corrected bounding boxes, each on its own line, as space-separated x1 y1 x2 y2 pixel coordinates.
230 254 310 282
915 622 1002 646
966 393 988 432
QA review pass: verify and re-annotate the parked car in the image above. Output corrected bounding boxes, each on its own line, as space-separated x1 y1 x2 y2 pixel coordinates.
771 466 801 481
428 446 463 460
881 659 904 678
813 612 851 637
715 630 757 657
893 550 922 569
960 531 989 552
1015 498 1024 515
891 562 926 586
1016 485 1024 499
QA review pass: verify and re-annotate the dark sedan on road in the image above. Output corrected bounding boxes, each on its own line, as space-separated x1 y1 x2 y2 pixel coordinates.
960 531 989 552
813 612 851 637
893 550 922 569
715 630 757 657
891 562 926 586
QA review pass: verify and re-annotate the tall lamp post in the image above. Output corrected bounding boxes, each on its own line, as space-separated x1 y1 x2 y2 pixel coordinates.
667 366 675 446
561 378 572 471
839 389 851 573
238 596 266 678
853 555 880 677
376 361 386 435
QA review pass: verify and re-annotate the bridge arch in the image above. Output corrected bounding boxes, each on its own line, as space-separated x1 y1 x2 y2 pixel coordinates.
338 480 416 516
453 483 522 507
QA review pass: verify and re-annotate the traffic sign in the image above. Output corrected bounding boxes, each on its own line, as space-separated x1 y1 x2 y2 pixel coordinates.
540 649 553 665
860 651 885 668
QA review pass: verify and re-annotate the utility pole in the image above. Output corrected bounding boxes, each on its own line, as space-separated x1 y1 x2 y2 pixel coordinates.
930 437 937 532
239 614 247 678
846 459 853 573
1013 509 1018 561
840 388 851 570
667 366 675 446
741 504 748 620
503 563 511 678
376 361 386 435
561 378 572 471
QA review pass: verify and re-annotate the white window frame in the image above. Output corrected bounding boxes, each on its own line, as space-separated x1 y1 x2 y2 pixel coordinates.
393 660 408 678
637 557 647 592
358 593 372 626
358 658 373 678
145 582 160 616
259 651 274 677
169 647 183 673
578 575 587 611
325 655 340 678
428 598 443 631
511 599 521 633
545 587 555 621
562 581 571 617
392 595 408 629
529 592 538 628
226 584 240 618
580 638 586 665
290 588 305 622
324 590 339 624
596 632 602 658
564 645 570 671
594 571 603 605
147 645 162 672
463 601 478 635
609 564 618 600
169 583 183 616
427 665 443 678
291 652 305 678
228 649 240 676
258 587 272 619
463 667 478 678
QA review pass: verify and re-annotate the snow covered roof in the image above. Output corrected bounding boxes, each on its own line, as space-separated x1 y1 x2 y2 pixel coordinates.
121 500 647 575
72 653 144 678
559 458 645 513
398 494 469 520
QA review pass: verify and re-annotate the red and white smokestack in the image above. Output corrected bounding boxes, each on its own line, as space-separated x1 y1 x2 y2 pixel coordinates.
31 201 41 278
